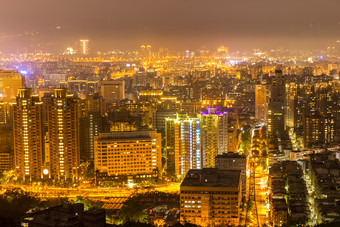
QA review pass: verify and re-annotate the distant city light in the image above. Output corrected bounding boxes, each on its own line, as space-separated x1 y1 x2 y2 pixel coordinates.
80 39 89 55
66 47 75 54
20 70 28 75
229 60 236 65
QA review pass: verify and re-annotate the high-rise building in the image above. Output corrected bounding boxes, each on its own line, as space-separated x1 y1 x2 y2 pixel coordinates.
199 107 237 168
152 110 177 131
42 73 67 87
0 152 12 172
199 107 225 168
285 82 297 129
100 80 125 103
255 84 267 122
180 168 241 226
268 70 286 138
139 90 163 102
0 124 14 172
217 45 229 54
79 93 106 161
165 114 200 177
79 40 89 55
303 114 325 148
0 70 25 101
227 109 239 153
0 100 10 124
47 89 80 181
94 131 162 178
316 83 337 144
333 81 340 142
133 68 149 87
156 96 181 110
13 88 43 180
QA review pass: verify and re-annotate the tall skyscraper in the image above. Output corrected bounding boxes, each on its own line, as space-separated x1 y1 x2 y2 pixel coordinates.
165 114 201 177
79 40 89 55
0 100 9 124
47 89 80 181
285 82 297 129
303 113 325 148
0 70 25 101
199 107 235 168
152 110 177 131
227 109 239 153
255 84 267 122
13 88 43 180
268 70 286 138
100 80 125 103
79 93 106 161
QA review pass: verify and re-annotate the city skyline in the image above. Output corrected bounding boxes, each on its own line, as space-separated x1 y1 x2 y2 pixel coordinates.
1 1 340 226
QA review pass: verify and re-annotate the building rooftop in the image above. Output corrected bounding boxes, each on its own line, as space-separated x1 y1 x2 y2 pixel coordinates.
97 131 156 141
215 152 246 159
181 168 241 188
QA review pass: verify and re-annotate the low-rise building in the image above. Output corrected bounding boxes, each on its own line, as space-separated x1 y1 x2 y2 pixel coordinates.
180 168 241 227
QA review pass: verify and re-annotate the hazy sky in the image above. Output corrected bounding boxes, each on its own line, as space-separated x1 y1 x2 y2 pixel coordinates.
1 0 340 51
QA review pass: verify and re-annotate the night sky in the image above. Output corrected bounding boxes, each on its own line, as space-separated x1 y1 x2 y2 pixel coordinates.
1 0 340 51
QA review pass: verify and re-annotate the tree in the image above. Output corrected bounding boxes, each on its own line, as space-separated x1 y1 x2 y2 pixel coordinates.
117 199 147 223
116 191 179 224
0 188 39 224
73 196 101 209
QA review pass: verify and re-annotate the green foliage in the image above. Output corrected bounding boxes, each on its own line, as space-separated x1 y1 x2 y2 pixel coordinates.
260 158 268 170
0 188 39 222
117 191 179 224
315 220 340 227
246 199 253 210
83 162 95 179
38 197 69 210
241 131 251 144
73 196 102 209
117 199 147 223
240 130 252 155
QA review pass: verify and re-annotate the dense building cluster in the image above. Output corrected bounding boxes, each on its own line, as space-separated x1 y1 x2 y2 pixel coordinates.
269 161 309 226
0 46 340 226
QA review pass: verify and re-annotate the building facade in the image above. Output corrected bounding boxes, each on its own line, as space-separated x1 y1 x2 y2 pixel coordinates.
13 88 43 180
199 107 238 168
0 70 25 101
79 93 106 161
47 89 80 181
165 114 200 177
255 84 267 123
268 70 286 138
180 169 242 227
94 131 162 178
100 80 125 103
215 153 247 196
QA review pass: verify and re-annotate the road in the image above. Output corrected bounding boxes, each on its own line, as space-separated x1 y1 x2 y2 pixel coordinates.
0 183 181 201
249 125 269 226
255 169 269 226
